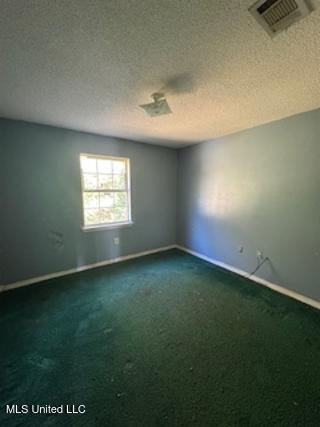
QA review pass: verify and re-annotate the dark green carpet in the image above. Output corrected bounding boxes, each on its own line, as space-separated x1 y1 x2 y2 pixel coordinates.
1 249 320 426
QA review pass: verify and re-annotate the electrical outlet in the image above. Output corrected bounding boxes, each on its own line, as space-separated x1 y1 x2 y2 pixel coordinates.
113 237 120 245
256 250 263 261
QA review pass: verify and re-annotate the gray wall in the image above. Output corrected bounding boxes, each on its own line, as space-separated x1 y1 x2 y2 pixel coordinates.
1 119 177 284
177 109 320 301
2 109 320 301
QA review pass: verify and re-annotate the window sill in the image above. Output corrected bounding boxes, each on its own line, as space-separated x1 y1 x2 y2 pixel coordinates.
82 221 134 232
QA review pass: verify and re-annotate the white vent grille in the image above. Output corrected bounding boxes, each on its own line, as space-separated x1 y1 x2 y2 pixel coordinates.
263 0 298 26
249 0 312 37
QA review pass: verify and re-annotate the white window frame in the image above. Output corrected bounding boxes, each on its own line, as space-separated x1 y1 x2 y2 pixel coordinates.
80 153 133 231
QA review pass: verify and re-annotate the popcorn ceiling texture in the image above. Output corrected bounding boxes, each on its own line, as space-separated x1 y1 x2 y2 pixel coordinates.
0 0 320 147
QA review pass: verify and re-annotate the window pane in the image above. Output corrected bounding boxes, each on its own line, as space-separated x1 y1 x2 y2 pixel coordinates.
98 174 113 190
83 192 99 208
113 160 125 174
81 157 96 173
98 159 112 173
113 207 127 222
84 209 100 225
83 173 98 190
100 208 114 223
81 154 131 227
114 192 127 208
100 192 113 208
113 174 126 190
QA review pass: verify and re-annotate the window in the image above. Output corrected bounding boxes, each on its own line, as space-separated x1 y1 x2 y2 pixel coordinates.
80 154 131 229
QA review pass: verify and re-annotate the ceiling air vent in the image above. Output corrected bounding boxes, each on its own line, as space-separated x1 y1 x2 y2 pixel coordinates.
249 0 313 37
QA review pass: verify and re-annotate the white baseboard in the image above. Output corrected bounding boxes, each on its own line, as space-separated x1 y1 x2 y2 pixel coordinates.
176 245 320 311
2 243 320 312
0 245 176 293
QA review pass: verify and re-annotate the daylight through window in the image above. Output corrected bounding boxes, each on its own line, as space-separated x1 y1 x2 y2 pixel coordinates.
80 154 131 228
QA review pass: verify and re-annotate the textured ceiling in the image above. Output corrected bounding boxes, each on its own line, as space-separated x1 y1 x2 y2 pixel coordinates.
1 0 320 147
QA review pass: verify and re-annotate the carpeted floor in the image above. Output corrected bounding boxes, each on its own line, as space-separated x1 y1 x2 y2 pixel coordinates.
1 249 320 426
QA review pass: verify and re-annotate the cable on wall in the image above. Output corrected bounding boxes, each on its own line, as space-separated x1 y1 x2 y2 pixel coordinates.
247 256 271 278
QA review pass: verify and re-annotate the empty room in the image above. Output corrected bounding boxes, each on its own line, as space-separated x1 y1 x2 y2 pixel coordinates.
1 1 320 426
